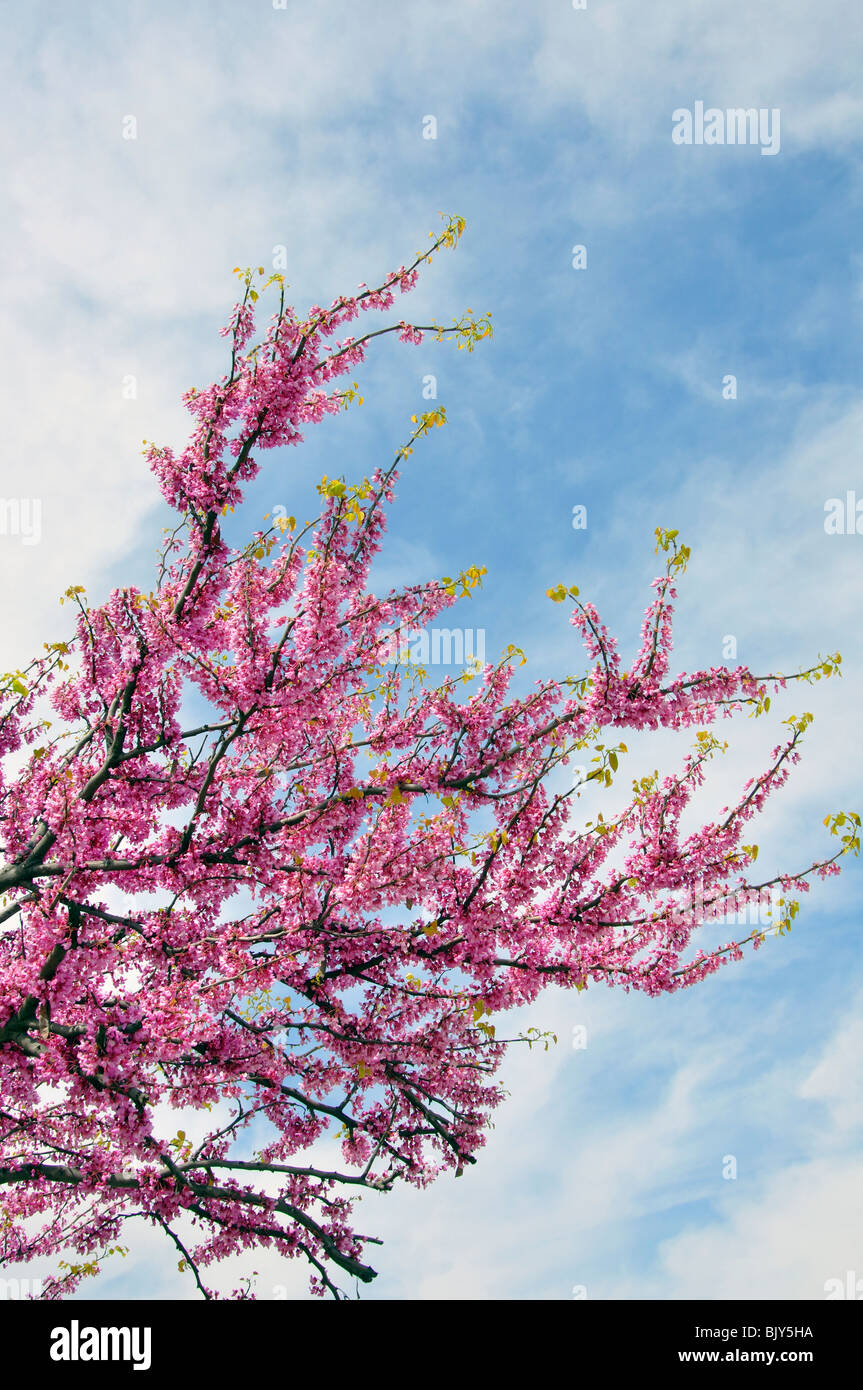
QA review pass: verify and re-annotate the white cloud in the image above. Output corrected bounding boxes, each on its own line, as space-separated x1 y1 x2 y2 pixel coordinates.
799 1001 863 1136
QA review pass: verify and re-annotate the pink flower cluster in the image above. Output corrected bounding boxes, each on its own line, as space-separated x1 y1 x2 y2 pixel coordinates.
0 222 849 1300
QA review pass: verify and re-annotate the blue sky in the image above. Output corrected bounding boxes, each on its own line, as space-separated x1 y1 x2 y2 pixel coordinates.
0 0 861 1300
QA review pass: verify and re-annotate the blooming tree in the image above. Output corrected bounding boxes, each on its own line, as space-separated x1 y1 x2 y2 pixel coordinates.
0 216 856 1299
